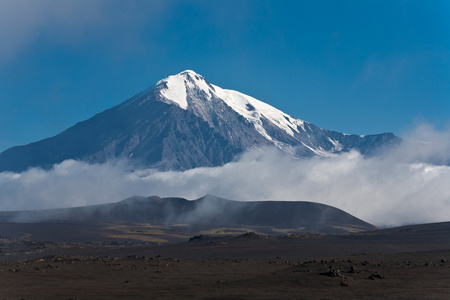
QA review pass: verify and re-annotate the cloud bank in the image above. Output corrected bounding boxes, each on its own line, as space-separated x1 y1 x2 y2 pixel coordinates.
1 124 450 227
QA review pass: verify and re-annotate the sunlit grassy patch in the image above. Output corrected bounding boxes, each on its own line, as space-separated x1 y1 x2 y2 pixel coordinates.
270 227 306 234
199 227 255 235
105 234 168 243
102 223 191 243
332 225 369 233
104 224 165 235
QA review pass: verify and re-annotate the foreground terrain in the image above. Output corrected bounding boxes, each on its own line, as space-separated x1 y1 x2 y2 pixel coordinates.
1 222 450 299
1 250 449 299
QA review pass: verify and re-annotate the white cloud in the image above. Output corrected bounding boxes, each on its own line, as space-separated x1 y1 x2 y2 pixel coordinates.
1 123 450 227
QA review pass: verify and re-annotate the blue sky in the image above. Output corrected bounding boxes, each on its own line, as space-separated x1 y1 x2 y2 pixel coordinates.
0 0 449 153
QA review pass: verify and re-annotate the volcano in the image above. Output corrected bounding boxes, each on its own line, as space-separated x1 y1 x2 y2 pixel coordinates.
0 70 399 172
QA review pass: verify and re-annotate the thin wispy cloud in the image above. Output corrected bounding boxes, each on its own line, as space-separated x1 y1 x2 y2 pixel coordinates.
0 0 172 64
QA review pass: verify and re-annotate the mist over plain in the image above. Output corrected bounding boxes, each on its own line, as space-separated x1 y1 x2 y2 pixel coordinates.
1 123 449 227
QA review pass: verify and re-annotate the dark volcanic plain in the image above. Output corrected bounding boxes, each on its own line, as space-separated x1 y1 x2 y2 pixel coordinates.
1 221 450 299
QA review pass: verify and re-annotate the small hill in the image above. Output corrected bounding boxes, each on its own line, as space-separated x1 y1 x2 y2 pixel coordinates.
0 195 376 240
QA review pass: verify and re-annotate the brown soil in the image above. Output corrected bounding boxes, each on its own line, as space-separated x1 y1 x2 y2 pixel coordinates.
1 251 449 299
1 222 450 299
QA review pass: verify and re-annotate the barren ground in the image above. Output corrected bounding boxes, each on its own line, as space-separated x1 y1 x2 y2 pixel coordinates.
1 222 450 299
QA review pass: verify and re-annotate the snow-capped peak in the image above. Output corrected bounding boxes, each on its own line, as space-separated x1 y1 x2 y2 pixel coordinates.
0 69 399 173
155 70 306 140
156 70 214 109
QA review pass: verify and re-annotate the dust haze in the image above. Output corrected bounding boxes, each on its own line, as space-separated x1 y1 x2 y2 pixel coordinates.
1 123 449 227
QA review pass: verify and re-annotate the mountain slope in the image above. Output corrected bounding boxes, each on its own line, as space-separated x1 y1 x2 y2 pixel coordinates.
0 70 399 172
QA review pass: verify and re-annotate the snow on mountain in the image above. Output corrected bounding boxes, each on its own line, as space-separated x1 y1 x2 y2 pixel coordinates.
150 70 396 158
156 70 305 141
0 70 400 172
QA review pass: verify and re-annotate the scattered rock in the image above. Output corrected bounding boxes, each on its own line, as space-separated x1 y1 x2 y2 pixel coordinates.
320 268 342 277
239 232 262 239
369 273 384 280
340 276 350 287
189 235 211 242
